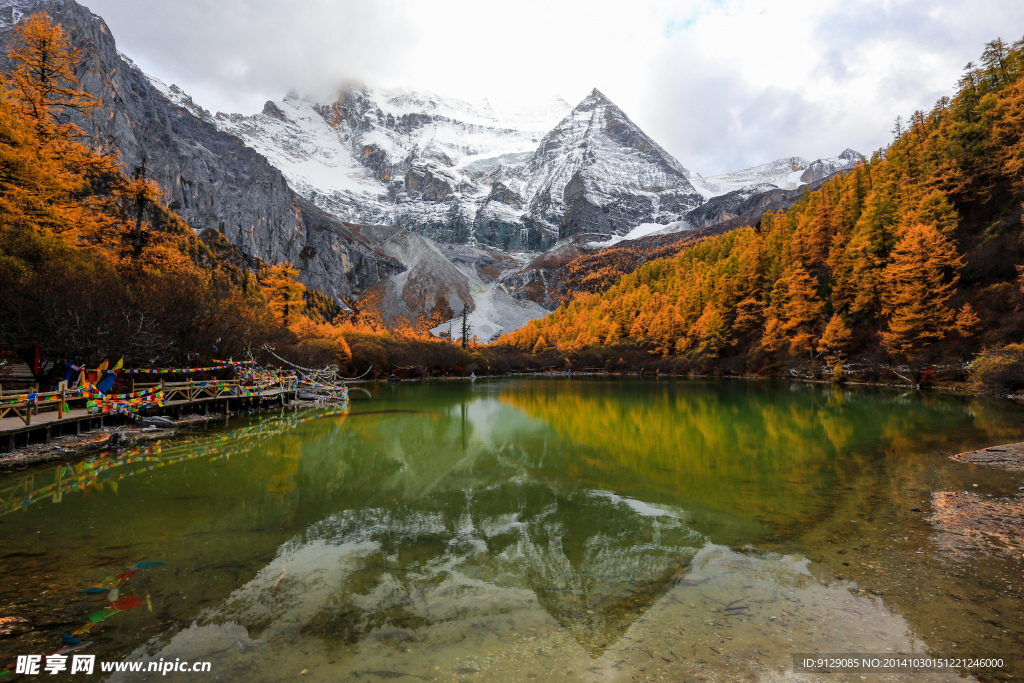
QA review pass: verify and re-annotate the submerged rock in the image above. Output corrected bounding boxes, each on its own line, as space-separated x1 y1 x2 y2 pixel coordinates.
140 416 177 429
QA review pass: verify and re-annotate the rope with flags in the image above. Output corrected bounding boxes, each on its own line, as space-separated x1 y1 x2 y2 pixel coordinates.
121 359 256 374
86 390 165 418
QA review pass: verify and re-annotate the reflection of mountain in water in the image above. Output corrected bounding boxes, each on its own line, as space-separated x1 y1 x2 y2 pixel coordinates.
207 480 705 656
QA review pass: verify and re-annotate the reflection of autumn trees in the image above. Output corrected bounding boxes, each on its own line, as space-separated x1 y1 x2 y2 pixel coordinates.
257 436 305 497
249 413 348 497
498 382 1016 535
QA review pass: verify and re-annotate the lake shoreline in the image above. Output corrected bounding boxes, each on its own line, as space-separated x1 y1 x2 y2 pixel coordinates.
2 375 1020 472
929 441 1024 565
0 424 179 472
0 399 333 471
364 369 1023 402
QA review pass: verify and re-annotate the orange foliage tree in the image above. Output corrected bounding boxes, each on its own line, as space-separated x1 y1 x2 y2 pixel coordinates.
879 224 962 359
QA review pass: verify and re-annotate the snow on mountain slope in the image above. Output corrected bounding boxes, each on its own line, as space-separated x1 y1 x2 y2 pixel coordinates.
339 223 547 341
698 149 864 196
214 87 571 249
800 148 865 183
214 96 391 224
141 67 213 123
588 221 688 249
0 0 42 27
701 157 810 195
430 283 550 344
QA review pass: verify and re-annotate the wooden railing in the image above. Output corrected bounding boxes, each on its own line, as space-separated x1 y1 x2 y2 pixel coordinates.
156 378 296 402
1 376 299 428
160 380 241 402
0 388 70 425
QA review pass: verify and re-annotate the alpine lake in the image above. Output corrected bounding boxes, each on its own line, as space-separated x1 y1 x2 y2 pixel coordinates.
1 378 1023 682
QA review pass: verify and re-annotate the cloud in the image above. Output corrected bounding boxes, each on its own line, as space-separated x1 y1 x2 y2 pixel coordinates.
83 0 1024 174
641 0 1024 172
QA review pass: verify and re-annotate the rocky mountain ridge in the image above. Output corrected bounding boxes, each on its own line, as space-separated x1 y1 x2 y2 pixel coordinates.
215 83 862 251
212 87 571 251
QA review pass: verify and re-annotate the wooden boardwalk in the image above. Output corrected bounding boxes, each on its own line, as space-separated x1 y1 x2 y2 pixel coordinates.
1 381 295 452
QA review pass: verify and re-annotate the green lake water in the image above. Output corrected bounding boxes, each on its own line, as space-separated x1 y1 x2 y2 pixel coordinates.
1 378 1023 682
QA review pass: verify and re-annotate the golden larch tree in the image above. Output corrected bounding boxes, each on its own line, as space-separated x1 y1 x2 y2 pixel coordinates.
5 12 96 142
954 303 980 338
782 267 824 359
818 313 853 361
880 223 962 358
262 262 306 326
2 12 118 248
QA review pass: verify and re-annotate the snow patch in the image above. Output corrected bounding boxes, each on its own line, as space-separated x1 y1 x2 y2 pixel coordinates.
588 221 690 249
430 283 549 343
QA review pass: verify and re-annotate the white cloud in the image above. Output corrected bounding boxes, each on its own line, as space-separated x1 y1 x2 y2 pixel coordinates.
84 0 1024 174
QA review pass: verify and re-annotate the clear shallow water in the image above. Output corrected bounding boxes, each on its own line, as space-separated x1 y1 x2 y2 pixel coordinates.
1 379 1023 682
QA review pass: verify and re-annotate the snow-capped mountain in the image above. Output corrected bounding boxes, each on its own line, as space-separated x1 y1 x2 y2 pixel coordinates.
799 148 865 183
695 157 811 197
212 87 572 250
692 149 864 197
681 149 865 232
515 89 705 242
150 77 864 337
211 84 860 254
212 87 714 249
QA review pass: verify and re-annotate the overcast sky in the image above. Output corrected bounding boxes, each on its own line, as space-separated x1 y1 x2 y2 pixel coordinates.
84 0 1023 174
